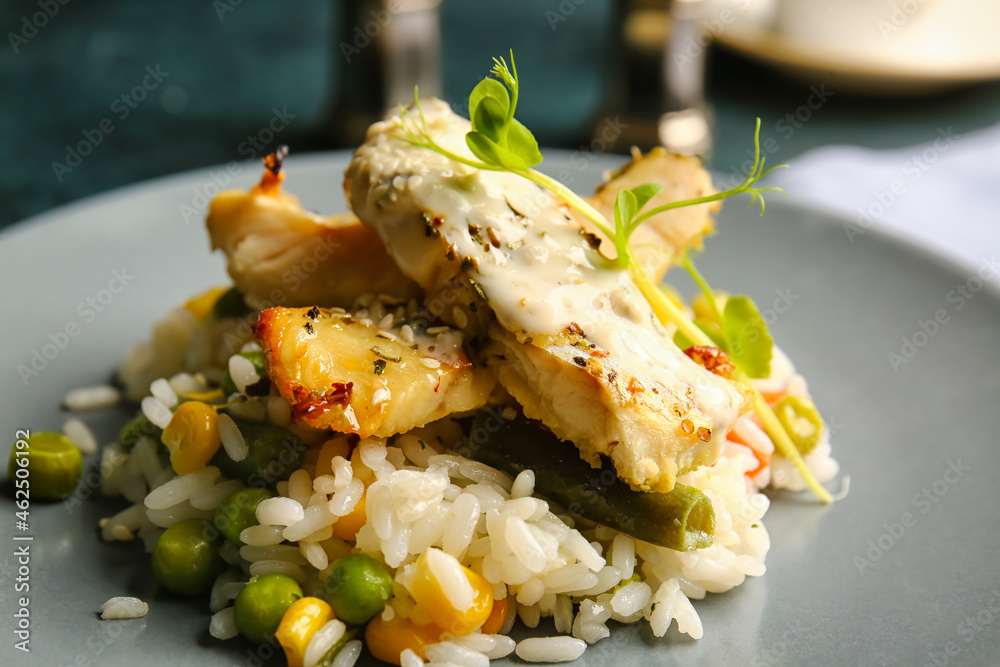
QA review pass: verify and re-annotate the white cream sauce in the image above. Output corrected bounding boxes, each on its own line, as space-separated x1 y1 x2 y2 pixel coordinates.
352 100 742 437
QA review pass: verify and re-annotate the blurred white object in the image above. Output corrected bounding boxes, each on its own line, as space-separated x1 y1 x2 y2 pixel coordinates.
703 0 777 29
767 121 1000 268
661 0 712 156
774 0 999 70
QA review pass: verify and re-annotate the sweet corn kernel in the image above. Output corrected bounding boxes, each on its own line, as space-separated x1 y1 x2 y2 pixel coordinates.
183 286 228 321
275 597 335 667
162 401 222 475
331 491 366 542
407 548 493 636
365 613 443 665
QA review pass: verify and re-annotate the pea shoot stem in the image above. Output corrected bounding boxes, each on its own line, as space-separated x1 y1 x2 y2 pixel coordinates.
397 87 832 504
681 252 725 325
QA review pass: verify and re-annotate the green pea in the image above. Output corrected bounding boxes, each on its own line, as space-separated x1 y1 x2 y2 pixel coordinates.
233 574 303 645
220 351 268 397
8 432 83 500
151 518 226 596
322 554 393 625
210 417 304 486
774 395 824 456
214 487 273 546
118 414 162 452
212 286 252 319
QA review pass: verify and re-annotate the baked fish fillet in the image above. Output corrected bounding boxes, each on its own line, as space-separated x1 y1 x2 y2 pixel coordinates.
256 306 495 437
584 148 719 281
345 99 749 493
207 172 412 309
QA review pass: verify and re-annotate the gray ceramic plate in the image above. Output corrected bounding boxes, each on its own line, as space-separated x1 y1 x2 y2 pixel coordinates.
2 152 999 667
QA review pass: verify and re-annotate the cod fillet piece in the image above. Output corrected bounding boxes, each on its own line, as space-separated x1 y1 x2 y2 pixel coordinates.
207 161 412 309
345 100 749 493
256 306 495 437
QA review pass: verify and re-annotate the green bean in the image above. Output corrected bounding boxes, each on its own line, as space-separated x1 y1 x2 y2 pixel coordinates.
8 432 83 500
773 395 824 456
214 487 273 545
220 350 268 397
210 417 304 486
151 518 226 596
212 286 252 319
322 554 394 625
233 574 303 645
118 414 162 452
466 412 715 551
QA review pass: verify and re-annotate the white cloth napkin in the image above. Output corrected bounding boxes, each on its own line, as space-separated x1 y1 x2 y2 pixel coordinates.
767 121 1000 269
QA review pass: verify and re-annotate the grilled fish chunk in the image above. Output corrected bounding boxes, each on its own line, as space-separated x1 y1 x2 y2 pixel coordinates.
256 306 496 437
207 174 412 309
345 99 749 492
584 148 719 280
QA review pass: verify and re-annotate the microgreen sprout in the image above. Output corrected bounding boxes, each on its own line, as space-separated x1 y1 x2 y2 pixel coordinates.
397 51 832 503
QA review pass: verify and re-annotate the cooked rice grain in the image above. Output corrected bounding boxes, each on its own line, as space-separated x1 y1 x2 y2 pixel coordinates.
100 596 148 619
65 385 121 411
515 636 586 663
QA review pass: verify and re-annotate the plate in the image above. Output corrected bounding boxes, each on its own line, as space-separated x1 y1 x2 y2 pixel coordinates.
2 152 1000 665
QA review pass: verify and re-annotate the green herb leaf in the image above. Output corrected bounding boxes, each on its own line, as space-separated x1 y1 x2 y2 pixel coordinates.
471 94 508 143
721 295 773 378
466 132 527 171
505 120 543 167
629 183 662 219
468 78 509 125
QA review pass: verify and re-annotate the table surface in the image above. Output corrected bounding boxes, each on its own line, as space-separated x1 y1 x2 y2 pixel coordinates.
3 0 1000 231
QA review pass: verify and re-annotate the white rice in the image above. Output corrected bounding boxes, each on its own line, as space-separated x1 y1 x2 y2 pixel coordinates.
248 560 305 581
255 497 305 526
150 378 178 408
450 633 516 659
515 636 586 663
282 504 337 542
63 418 98 454
144 467 220 510
209 607 239 639
288 469 313 506
146 501 214 528
141 396 173 430
65 385 121 411
104 302 825 666
217 413 248 462
425 641 489 667
331 640 361 667
189 479 244 511
510 469 535 499
400 649 424 667
99 596 148 620
240 524 286 547
209 569 245 612
239 544 308 565
101 503 146 542
610 580 652 617
228 354 259 395
303 619 346 667
167 372 203 396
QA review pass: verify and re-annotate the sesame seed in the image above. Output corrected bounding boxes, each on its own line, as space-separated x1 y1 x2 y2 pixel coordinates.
419 358 441 369
378 313 394 329
372 387 392 405
400 325 415 343
426 326 451 335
